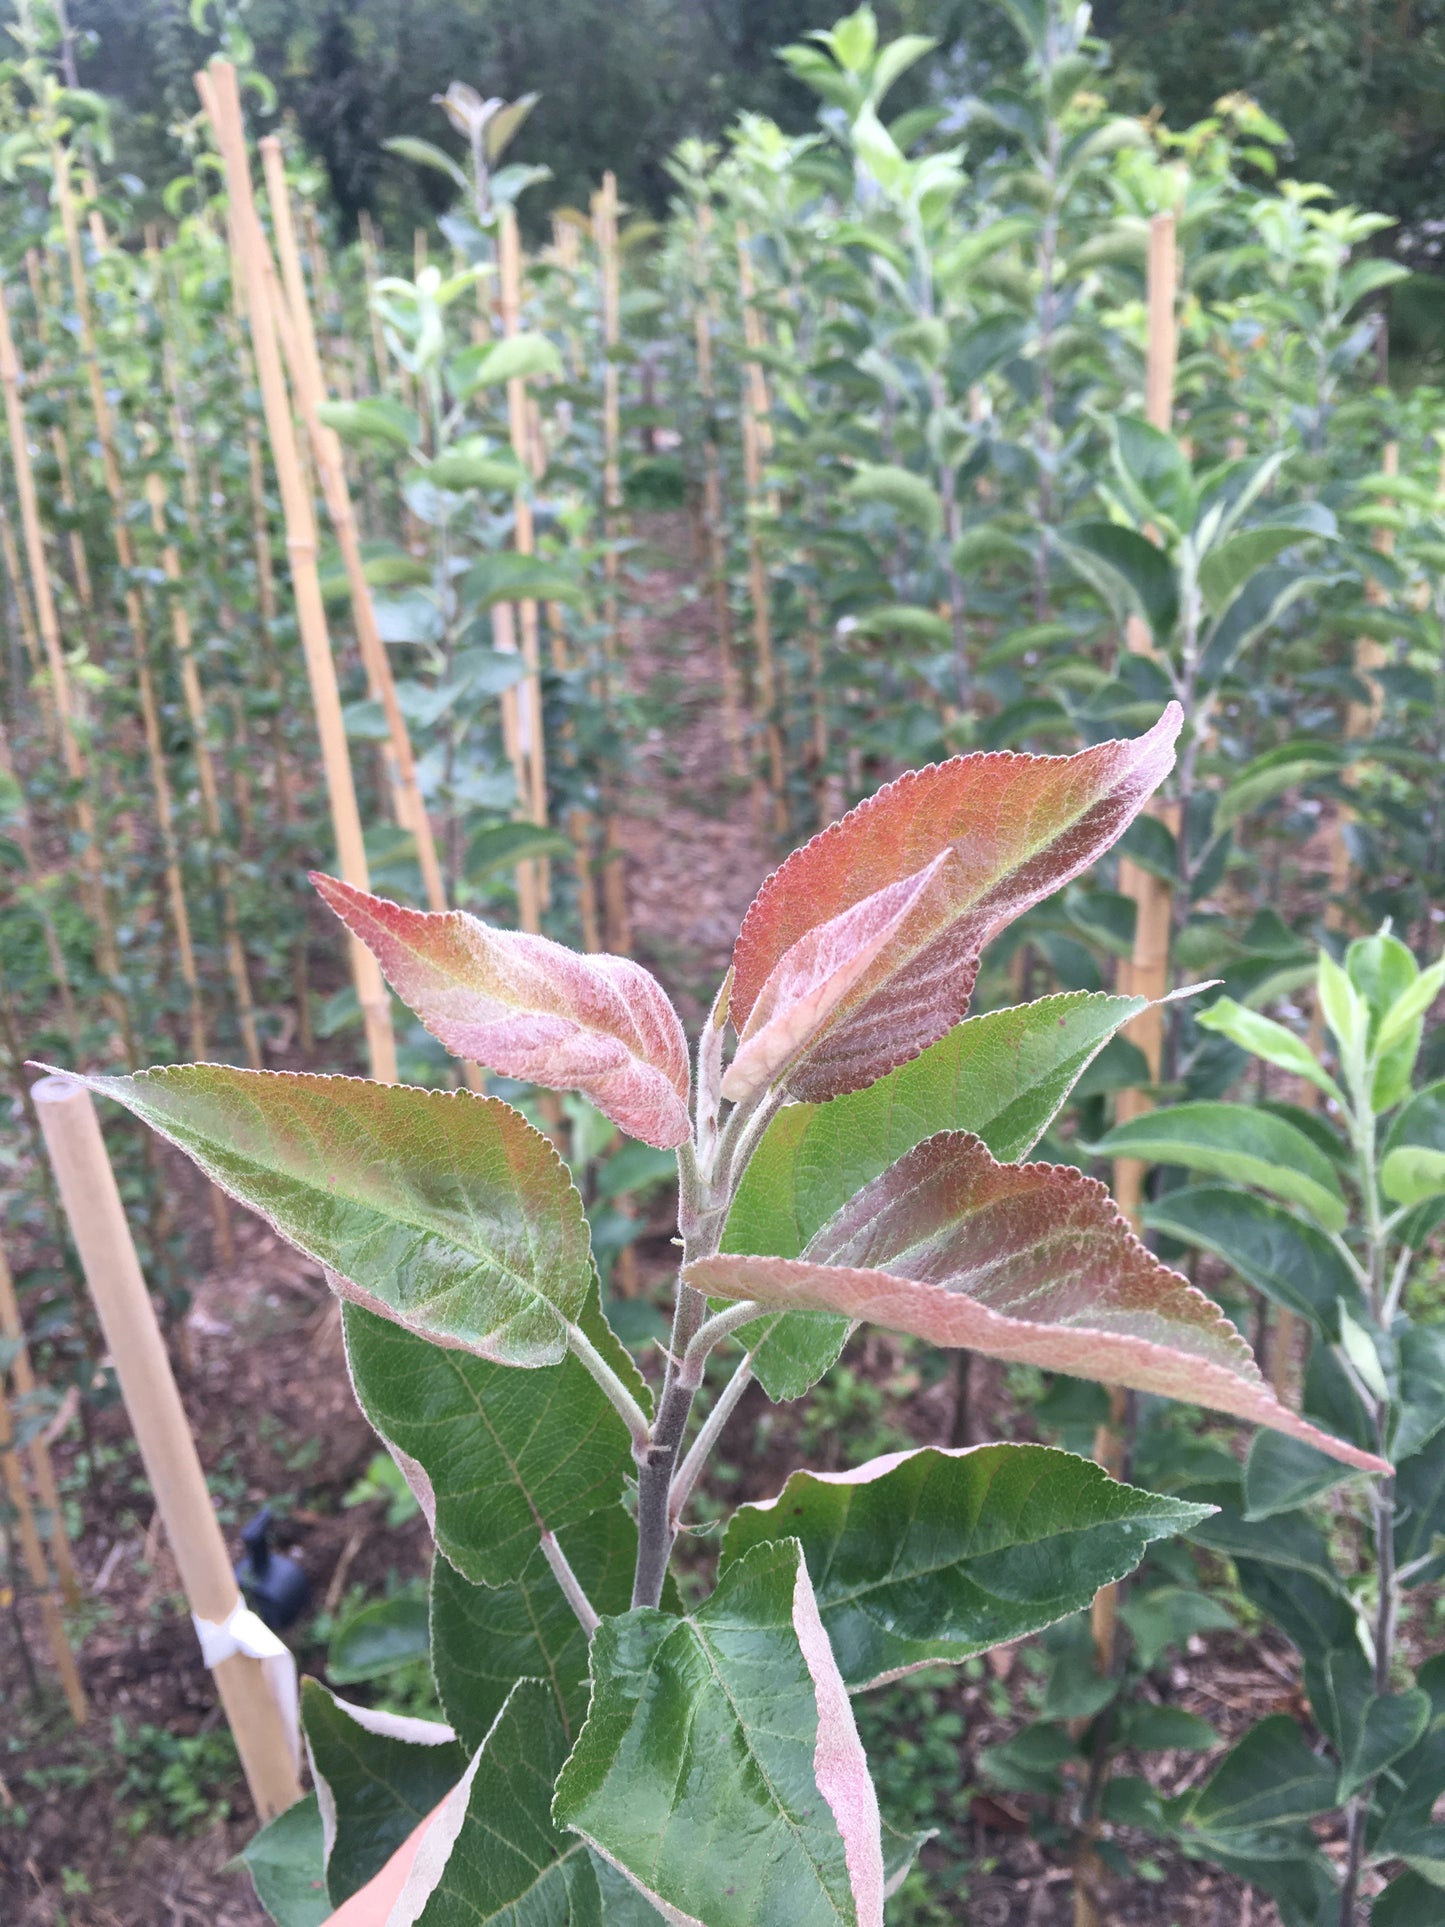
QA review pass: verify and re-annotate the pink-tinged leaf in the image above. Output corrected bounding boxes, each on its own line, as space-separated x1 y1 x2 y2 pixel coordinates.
725 708 1182 1103
313 875 691 1149
791 1543 886 1925
689 1132 1388 1473
724 855 948 1103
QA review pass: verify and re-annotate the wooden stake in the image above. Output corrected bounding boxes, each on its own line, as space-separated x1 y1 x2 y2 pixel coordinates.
0 276 126 1035
1111 209 1179 1221
497 206 550 925
200 60 396 1083
33 1075 301 1816
0 1235 81 1605
0 718 80 1050
145 473 262 1071
692 208 746 781
735 225 787 830
593 176 630 952
258 138 448 920
0 1370 88 1724
1095 210 1178 1680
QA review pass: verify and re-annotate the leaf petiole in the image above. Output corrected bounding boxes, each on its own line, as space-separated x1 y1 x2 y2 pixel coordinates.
539 1529 601 1637
670 1352 754 1530
677 1298 763 1387
565 1322 652 1451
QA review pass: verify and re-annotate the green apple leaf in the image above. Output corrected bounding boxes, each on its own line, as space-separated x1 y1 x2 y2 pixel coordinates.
1143 1185 1362 1335
721 1444 1211 1690
344 1290 641 1586
1089 1101 1347 1232
239 1794 330 1927
390 1680 605 1923
300 1682 465 1906
431 1505 650 1751
554 1537 884 1927
50 1065 594 1366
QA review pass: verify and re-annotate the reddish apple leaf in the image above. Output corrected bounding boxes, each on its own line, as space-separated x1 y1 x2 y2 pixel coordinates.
44 1064 593 1366
689 1132 1387 1472
313 875 691 1149
724 707 1181 1103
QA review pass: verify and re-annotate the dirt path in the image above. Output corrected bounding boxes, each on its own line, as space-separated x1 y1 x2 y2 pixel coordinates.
610 515 777 1025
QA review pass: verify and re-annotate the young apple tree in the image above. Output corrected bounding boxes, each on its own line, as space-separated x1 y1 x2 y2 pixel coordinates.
39 704 1385 1925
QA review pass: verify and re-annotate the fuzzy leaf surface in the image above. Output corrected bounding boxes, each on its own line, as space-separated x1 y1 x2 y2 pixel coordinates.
721 1444 1211 1690
691 1133 1385 1471
1090 1102 1347 1232
301 1683 465 1906
395 1681 604 1924
724 709 1181 1103
431 1506 647 1752
313 877 691 1149
554 1537 884 1927
724 989 1189 1400
344 1293 640 1585
60 1065 592 1365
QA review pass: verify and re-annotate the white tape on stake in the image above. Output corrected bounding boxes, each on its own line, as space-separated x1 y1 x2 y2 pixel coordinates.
193 1600 301 1771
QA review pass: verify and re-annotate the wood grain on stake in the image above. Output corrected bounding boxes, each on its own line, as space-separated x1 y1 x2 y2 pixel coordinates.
1093 210 1179 1785
0 277 124 1029
33 1076 300 1815
497 205 551 923
199 59 397 1083
258 135 448 922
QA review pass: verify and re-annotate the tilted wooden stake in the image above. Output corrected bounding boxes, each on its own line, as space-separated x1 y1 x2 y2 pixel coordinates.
734 224 787 831
0 1234 81 1608
0 275 127 1045
1092 210 1179 1705
497 206 551 924
258 136 448 919
692 207 746 780
200 59 396 1083
34 1076 300 1816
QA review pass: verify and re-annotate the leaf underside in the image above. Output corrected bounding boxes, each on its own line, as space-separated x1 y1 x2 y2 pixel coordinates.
692 1133 1386 1472
725 707 1181 1104
313 875 692 1149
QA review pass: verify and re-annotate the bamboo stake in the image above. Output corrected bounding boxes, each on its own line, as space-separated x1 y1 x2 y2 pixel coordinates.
735 225 787 831
24 249 96 634
593 175 630 954
258 138 447 918
0 1236 81 1605
33 1075 301 1815
1090 211 1178 1721
0 1368 88 1724
0 276 126 1037
0 491 42 675
200 60 396 1083
1111 209 1179 1218
0 717 80 1051
145 473 262 1070
692 209 746 781
497 206 549 925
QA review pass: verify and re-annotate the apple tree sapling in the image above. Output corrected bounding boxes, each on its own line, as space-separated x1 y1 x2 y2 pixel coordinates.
37 704 1386 1925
